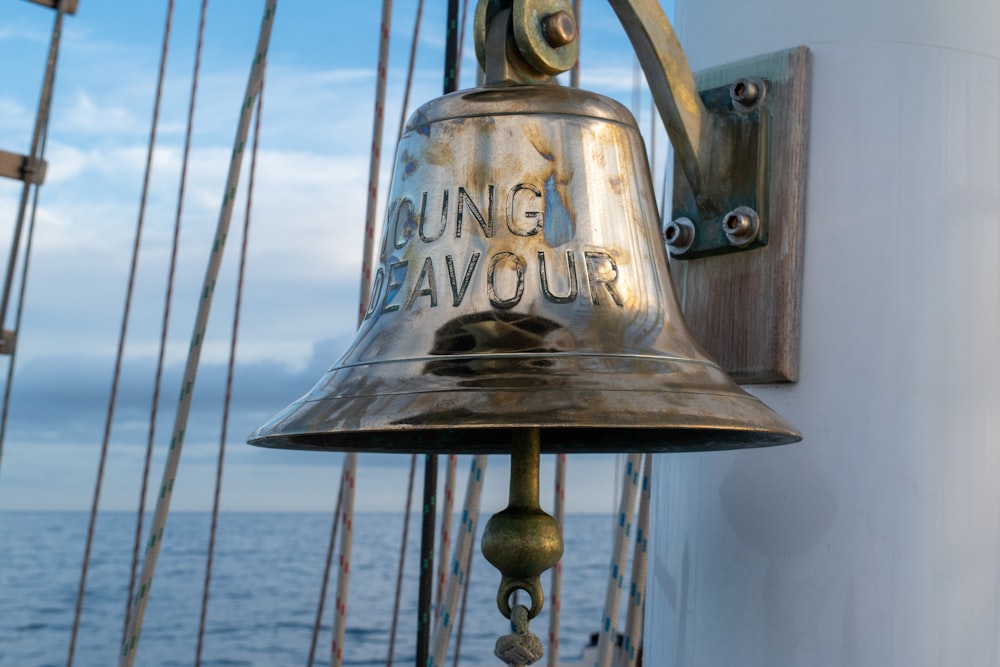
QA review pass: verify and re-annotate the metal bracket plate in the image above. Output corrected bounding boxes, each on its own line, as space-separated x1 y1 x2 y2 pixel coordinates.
669 46 811 383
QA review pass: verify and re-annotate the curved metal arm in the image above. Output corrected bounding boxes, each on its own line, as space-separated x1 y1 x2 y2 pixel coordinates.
607 0 710 196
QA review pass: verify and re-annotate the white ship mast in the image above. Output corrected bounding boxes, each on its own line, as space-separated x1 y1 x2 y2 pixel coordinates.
648 0 1000 664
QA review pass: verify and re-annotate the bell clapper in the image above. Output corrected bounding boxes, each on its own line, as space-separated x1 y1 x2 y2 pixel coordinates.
481 428 564 662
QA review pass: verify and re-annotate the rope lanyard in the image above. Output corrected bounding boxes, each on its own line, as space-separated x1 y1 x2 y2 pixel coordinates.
123 0 209 648
70 2 176 664
595 452 642 667
622 453 651 667
429 455 489 667
118 4 277 664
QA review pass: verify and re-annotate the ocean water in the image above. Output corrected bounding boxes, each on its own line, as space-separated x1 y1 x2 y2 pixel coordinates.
0 511 616 666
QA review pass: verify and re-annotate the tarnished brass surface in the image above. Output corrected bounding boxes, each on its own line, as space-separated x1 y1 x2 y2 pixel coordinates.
249 83 800 454
481 429 563 619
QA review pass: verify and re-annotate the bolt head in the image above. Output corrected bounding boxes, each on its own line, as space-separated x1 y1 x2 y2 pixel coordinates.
543 11 576 48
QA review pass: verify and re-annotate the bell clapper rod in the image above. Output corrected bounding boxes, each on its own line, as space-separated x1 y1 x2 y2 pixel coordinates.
482 428 564 628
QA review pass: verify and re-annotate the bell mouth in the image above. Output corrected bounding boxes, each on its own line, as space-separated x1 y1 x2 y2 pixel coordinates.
248 352 801 454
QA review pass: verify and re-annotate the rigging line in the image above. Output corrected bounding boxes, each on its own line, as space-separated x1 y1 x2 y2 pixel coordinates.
118 4 278 664
358 0 394 322
123 0 210 646
395 0 425 142
0 0 67 474
622 453 652 667
194 66 264 667
0 0 65 333
436 454 457 614
331 452 358 667
0 121 48 478
330 1 397 665
68 2 176 665
419 6 460 663
305 464 345 667
455 0 471 85
596 452 642 667
450 502 478 667
569 0 580 89
429 455 488 667
416 454 438 667
547 452 567 667
385 453 417 667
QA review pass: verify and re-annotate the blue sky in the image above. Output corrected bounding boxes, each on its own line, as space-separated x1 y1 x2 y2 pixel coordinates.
0 1 671 513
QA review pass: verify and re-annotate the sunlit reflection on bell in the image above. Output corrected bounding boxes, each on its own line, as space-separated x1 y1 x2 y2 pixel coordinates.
249 83 800 454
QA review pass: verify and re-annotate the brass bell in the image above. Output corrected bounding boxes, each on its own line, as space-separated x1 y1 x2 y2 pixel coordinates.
248 80 799 454
250 0 800 651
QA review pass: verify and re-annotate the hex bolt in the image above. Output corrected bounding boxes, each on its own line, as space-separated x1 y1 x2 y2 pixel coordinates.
730 77 764 112
543 11 577 48
722 207 761 247
664 217 696 254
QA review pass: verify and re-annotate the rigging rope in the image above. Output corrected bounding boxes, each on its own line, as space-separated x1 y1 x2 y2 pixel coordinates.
0 0 65 334
450 503 478 667
329 1 396 665
0 0 67 476
385 2 424 655
547 453 567 667
331 452 358 667
622 453 651 667
118 4 277 663
436 454 457 614
306 465 346 667
194 67 264 667
123 0 209 647
395 0 426 141
385 453 417 666
596 452 642 667
429 455 488 667
69 2 175 664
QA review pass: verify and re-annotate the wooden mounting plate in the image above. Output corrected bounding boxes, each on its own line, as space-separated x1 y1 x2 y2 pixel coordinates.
669 46 811 384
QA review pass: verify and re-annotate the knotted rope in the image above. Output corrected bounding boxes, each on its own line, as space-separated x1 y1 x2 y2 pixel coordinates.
495 604 544 667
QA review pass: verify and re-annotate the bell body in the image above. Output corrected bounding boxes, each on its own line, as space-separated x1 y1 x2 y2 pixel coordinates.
250 84 798 453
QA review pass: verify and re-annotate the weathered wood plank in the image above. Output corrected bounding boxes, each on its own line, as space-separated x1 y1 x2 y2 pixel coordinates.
21 0 79 14
0 150 46 184
669 46 811 384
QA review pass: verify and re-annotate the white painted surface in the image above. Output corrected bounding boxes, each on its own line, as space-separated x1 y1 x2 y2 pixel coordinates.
646 0 1000 664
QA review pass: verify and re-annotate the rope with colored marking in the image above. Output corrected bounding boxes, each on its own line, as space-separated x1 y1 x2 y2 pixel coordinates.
595 453 642 667
622 454 651 667
358 0 394 322
430 455 488 667
331 452 357 667
436 454 457 615
386 454 418 666
118 5 277 664
546 453 566 667
450 497 478 667
71 2 174 664
123 0 208 648
194 65 264 667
